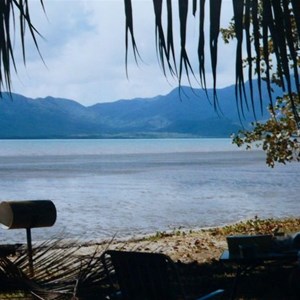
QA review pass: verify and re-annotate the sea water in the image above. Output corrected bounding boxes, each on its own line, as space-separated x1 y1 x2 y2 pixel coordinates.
0 138 299 244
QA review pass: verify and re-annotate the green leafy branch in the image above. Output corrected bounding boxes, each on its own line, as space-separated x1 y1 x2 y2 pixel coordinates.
232 93 300 167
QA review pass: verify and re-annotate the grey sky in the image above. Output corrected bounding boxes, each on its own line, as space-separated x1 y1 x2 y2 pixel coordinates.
11 0 235 106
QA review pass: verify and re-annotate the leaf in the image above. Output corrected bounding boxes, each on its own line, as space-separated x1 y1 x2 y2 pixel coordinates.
262 0 274 113
252 0 263 113
166 0 177 76
245 0 256 119
197 0 207 90
281 0 300 122
124 0 140 77
233 0 248 118
178 0 195 86
209 0 222 109
123 0 300 123
153 0 176 76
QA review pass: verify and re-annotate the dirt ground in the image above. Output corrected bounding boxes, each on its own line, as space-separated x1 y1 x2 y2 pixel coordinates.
77 216 300 264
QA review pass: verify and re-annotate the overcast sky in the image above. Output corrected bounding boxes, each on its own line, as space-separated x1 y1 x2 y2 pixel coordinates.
11 0 235 106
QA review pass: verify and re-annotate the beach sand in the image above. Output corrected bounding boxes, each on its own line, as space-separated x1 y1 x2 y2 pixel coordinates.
75 229 226 264
74 216 300 263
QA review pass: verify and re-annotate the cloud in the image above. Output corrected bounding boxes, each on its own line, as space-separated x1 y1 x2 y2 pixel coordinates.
10 0 236 106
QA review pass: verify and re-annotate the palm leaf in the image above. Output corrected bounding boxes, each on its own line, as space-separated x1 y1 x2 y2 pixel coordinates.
261 0 274 112
153 0 176 76
124 0 300 123
9 238 118 299
209 0 222 108
252 0 263 113
166 0 177 76
178 0 196 87
1 0 299 122
245 0 256 119
291 0 300 40
270 0 287 91
0 0 44 94
281 0 300 122
12 239 80 295
0 0 14 92
233 0 248 118
124 0 140 78
197 0 207 91
192 0 197 16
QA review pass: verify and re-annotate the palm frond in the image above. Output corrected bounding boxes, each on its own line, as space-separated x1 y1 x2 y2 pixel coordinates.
178 0 196 87
12 239 81 296
6 239 114 299
245 0 256 119
166 0 177 76
124 0 140 78
233 0 248 118
124 0 300 122
282 0 300 121
197 0 207 90
153 0 171 76
0 0 44 94
262 0 274 111
0 0 15 93
291 0 300 40
252 0 263 113
209 0 222 109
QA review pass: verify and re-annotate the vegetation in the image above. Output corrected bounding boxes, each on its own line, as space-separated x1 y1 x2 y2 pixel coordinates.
0 1 44 93
232 93 300 167
220 1 300 167
125 1 300 123
124 1 300 167
1 3 299 298
209 216 300 236
2 2 299 121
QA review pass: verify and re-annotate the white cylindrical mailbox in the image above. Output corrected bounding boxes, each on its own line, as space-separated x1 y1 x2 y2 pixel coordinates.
0 200 56 229
0 200 57 277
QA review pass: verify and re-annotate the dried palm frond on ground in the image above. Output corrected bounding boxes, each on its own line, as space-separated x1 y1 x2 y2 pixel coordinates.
1 217 300 299
7 240 112 299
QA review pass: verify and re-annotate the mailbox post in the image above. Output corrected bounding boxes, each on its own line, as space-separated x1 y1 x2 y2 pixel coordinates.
0 200 57 276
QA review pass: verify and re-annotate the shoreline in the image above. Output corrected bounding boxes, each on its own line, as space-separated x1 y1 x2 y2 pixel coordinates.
71 216 300 264
2 217 300 299
4 216 300 265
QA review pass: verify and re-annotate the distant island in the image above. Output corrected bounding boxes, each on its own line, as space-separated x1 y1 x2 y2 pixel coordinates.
0 82 277 139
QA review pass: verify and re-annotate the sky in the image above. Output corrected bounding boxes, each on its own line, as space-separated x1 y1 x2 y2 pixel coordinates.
10 0 236 106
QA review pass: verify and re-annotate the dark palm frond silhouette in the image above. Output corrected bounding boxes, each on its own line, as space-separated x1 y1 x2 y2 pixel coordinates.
1 239 114 299
124 0 300 121
0 1 299 121
0 0 44 94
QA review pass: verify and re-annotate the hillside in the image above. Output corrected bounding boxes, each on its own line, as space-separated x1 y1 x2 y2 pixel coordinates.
0 82 276 138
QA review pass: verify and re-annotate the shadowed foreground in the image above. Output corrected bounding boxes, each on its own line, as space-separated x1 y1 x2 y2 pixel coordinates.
1 217 300 299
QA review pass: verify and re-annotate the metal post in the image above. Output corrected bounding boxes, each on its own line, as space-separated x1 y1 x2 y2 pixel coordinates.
26 228 34 277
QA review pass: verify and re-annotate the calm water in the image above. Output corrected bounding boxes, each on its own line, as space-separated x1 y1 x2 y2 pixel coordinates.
0 138 299 244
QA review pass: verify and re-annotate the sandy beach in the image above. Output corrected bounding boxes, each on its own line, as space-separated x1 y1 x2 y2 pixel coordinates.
75 216 300 263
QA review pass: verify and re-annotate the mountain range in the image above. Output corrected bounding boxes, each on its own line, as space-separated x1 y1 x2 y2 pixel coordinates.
0 82 279 139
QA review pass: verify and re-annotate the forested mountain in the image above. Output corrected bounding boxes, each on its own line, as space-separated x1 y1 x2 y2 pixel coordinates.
0 82 277 138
